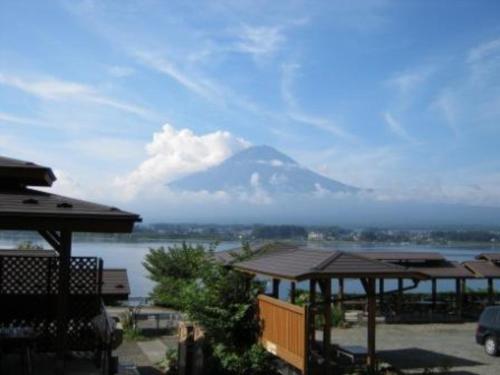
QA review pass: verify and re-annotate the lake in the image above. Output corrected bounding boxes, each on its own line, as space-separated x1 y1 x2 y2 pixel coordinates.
1 238 500 297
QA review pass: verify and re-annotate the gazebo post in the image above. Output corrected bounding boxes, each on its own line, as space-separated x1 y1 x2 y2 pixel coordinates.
272 278 280 298
319 279 332 370
309 279 317 347
362 278 377 369
290 281 296 304
397 278 404 313
488 278 494 305
455 278 462 318
431 278 437 310
379 279 384 306
56 230 72 374
338 278 344 311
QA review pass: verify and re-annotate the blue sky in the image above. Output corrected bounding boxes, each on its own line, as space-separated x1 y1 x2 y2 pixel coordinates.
2 0 500 210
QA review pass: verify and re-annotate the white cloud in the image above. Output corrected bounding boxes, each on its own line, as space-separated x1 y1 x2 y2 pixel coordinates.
0 112 47 127
383 112 416 143
234 25 285 57
0 73 153 119
467 38 500 63
114 124 250 199
281 63 357 141
386 68 433 94
108 65 135 78
250 172 260 188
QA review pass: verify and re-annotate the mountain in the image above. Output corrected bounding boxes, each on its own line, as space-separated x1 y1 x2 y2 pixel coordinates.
168 145 359 194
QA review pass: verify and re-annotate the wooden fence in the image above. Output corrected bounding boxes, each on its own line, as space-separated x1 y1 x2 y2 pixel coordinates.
257 294 308 373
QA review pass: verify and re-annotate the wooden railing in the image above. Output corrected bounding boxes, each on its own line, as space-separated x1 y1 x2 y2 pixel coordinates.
257 294 308 373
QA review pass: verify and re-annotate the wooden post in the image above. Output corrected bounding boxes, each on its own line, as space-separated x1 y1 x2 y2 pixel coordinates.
456 278 462 318
462 279 467 307
488 278 494 305
290 281 296 304
379 279 384 306
397 278 404 313
338 278 344 311
431 278 437 310
56 230 72 374
322 279 332 371
366 278 377 369
309 279 317 348
272 278 280 299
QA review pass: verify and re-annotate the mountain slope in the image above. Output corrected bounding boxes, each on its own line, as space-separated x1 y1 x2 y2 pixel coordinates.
168 145 358 194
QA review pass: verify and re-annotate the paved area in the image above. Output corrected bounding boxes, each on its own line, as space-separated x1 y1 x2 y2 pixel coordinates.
331 323 500 374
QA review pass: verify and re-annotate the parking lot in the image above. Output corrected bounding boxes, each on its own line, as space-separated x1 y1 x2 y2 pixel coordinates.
332 323 500 374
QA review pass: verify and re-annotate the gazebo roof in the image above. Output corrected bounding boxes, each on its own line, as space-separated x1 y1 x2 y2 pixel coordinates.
0 187 140 232
475 253 500 263
0 155 140 233
463 260 500 278
409 261 475 279
360 251 444 263
233 247 427 281
0 156 56 187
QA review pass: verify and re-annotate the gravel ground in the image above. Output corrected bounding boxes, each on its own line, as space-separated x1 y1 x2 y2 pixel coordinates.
331 323 500 374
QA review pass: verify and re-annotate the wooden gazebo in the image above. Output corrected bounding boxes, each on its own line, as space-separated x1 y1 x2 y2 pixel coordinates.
233 245 427 373
0 156 141 374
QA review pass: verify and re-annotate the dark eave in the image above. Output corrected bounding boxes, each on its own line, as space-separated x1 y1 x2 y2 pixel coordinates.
0 156 56 187
0 188 141 233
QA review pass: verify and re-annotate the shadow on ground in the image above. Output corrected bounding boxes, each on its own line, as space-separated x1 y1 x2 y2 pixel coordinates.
378 348 483 370
138 365 164 375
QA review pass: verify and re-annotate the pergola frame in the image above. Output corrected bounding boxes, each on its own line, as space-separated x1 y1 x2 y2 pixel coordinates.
234 248 427 371
0 156 141 374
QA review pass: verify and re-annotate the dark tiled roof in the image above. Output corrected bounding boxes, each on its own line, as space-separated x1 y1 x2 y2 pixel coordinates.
0 187 141 232
409 261 474 278
233 247 427 281
102 269 130 296
464 261 500 278
476 253 500 262
0 156 56 187
214 242 293 265
361 252 444 262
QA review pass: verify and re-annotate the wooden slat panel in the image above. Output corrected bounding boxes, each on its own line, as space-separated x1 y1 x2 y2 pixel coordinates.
258 294 307 372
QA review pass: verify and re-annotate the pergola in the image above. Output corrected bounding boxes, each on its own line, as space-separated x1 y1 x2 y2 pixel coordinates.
0 156 140 373
233 246 427 371
464 254 500 305
361 252 476 316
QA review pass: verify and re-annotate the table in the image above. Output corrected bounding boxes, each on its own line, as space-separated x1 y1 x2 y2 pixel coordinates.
335 345 367 364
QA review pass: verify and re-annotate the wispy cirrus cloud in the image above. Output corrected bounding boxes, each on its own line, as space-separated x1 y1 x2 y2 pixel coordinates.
383 112 417 143
233 24 286 58
0 112 48 127
281 63 357 141
0 73 154 119
467 37 500 63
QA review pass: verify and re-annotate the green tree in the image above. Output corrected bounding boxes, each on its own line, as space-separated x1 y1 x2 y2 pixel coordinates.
182 243 275 374
143 242 209 309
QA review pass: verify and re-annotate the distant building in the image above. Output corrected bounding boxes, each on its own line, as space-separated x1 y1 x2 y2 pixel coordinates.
308 231 324 241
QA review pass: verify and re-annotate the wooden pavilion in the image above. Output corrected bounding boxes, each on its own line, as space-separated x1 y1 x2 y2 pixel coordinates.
464 253 500 305
232 245 427 373
0 156 140 374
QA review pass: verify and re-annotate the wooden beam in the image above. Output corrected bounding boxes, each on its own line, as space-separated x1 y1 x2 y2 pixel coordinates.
56 230 72 374
366 278 377 369
38 230 61 252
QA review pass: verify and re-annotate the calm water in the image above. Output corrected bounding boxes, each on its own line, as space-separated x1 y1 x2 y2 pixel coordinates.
2 239 500 297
